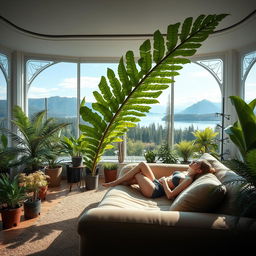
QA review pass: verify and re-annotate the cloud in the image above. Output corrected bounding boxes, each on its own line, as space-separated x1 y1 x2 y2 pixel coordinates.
58 76 100 89
188 71 210 78
245 82 256 87
28 87 59 98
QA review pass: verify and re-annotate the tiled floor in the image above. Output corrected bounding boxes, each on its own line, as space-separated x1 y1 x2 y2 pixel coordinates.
0 179 85 248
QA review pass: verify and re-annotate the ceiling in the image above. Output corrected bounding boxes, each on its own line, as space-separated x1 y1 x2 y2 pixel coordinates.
0 0 256 58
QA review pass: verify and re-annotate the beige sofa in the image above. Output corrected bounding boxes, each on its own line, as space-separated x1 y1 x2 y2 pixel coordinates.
78 153 256 255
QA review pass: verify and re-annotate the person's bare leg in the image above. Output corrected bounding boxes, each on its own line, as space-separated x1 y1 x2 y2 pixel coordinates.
134 173 155 197
102 162 155 187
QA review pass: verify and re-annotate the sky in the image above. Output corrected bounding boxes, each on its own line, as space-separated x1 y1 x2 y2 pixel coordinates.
0 60 255 110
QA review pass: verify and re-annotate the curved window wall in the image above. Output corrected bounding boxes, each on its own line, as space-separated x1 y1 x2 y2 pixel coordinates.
25 57 224 161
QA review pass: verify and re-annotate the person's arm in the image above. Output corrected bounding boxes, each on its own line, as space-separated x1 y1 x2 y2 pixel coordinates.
162 177 193 199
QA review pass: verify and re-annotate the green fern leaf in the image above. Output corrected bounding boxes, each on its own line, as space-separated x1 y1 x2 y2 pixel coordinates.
92 103 113 122
80 105 106 132
128 98 159 105
191 15 205 33
93 91 108 106
138 39 152 75
115 116 141 123
107 68 125 102
98 76 113 102
122 105 151 112
79 124 102 138
119 110 146 117
153 30 165 64
180 17 193 41
132 91 162 98
79 13 227 175
118 57 131 95
139 84 169 91
166 23 180 51
126 51 140 84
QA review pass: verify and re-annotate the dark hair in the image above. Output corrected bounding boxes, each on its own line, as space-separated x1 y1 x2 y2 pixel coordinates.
199 159 215 174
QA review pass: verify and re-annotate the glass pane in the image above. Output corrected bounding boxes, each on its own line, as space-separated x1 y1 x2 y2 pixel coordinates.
244 63 256 103
80 63 119 160
0 68 7 127
126 63 222 161
174 63 221 152
27 62 78 137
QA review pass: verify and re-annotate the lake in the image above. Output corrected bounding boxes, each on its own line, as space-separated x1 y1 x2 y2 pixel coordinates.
138 114 220 130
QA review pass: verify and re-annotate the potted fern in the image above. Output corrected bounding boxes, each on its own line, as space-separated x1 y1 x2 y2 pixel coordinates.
0 173 26 229
102 162 118 183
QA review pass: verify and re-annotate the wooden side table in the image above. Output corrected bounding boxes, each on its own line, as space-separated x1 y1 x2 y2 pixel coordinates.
66 165 85 192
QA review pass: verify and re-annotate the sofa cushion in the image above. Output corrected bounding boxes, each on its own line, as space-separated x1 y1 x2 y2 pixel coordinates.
199 153 245 215
169 173 226 212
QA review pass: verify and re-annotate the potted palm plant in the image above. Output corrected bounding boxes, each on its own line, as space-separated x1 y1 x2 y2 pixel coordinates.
102 162 118 183
174 140 196 163
19 171 49 219
192 127 219 158
44 139 65 187
0 173 26 229
0 106 69 174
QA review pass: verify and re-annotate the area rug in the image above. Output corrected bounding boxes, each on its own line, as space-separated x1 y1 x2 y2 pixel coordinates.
0 185 107 256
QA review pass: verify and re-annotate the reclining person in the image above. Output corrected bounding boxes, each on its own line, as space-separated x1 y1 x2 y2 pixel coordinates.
103 159 215 199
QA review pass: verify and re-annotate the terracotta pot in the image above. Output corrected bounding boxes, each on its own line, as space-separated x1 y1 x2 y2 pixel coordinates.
1 206 22 229
24 198 41 219
45 166 63 187
104 169 117 183
38 186 48 201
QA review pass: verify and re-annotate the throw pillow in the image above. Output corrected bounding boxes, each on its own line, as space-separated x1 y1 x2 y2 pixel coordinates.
169 173 226 212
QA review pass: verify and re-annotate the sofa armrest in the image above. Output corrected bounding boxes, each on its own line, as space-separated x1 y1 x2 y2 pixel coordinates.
118 163 189 179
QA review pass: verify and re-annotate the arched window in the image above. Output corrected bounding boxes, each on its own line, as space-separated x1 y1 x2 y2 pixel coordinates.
173 62 222 143
0 53 8 128
26 61 77 137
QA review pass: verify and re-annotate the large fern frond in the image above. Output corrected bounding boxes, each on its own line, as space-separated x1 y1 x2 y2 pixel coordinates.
80 14 228 175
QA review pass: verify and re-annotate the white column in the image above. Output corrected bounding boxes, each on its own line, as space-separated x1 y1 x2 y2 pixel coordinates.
223 49 241 159
10 51 24 112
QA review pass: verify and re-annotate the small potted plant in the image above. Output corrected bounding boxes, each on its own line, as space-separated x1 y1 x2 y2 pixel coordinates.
0 173 26 229
62 135 87 167
144 150 157 163
102 162 118 183
44 153 64 187
19 171 49 219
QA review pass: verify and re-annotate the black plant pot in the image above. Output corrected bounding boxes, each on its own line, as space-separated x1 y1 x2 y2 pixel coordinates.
66 165 82 183
85 174 99 190
24 198 41 219
85 167 99 190
72 156 83 167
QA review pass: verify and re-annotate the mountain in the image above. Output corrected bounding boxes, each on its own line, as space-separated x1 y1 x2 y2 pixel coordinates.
28 96 92 117
179 99 221 114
